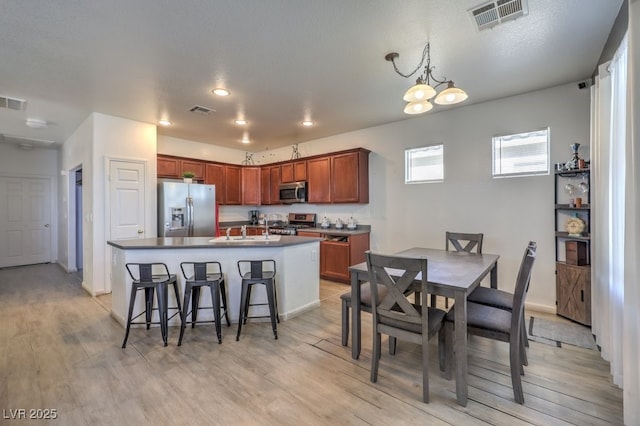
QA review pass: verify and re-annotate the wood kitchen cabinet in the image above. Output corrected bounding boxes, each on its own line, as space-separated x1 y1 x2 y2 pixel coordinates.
259 165 281 205
181 159 206 181
205 162 241 205
157 155 181 178
332 150 369 203
307 157 331 203
298 231 370 283
225 165 242 205
242 167 261 205
157 155 205 180
281 160 307 183
307 149 370 204
556 263 592 326
205 163 226 204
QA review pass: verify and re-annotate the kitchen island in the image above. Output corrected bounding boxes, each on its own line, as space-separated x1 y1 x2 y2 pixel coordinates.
107 236 321 327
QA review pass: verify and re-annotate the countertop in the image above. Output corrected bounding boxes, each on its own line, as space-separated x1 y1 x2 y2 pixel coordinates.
107 236 321 250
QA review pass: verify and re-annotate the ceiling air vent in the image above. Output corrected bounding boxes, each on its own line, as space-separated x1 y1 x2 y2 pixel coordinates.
189 105 215 115
0 95 26 111
469 0 528 31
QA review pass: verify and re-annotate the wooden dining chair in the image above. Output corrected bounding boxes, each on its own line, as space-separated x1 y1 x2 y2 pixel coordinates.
466 244 533 363
431 231 484 308
443 241 536 404
367 251 447 403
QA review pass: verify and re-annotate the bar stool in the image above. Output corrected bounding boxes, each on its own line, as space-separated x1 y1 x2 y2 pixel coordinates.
122 263 182 348
236 260 279 341
178 261 231 345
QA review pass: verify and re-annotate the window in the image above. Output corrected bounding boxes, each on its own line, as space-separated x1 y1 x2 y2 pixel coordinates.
405 144 444 183
492 128 549 177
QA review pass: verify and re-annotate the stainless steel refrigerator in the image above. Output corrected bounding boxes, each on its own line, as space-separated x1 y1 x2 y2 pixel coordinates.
158 182 217 237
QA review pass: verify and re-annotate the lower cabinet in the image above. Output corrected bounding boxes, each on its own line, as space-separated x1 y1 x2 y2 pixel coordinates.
556 262 591 326
298 231 370 283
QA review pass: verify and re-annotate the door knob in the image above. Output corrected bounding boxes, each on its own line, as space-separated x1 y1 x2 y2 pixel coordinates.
44 224 49 228
137 229 144 234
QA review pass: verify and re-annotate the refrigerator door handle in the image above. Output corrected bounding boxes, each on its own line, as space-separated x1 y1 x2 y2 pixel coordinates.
187 196 194 236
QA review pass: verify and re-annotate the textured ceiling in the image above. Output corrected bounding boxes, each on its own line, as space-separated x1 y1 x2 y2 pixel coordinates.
0 0 623 152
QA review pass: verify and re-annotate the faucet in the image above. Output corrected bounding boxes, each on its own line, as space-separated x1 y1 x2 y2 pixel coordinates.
264 216 270 239
241 225 247 239
225 227 231 240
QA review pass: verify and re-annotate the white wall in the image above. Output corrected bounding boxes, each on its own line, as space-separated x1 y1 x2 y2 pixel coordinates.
159 82 590 311
59 113 157 295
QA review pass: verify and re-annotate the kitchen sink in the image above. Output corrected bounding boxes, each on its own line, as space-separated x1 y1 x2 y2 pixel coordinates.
209 235 282 243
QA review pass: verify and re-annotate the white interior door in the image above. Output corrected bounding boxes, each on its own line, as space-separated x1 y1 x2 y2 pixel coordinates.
0 177 52 267
109 160 146 240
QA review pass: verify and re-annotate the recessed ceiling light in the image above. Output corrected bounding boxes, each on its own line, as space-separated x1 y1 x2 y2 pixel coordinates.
234 119 247 125
302 120 314 127
212 88 230 97
25 118 47 129
158 119 172 126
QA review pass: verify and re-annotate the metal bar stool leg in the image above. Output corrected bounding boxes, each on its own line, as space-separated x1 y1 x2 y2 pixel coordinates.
236 281 249 341
156 283 168 347
191 286 201 328
210 282 222 343
122 284 139 348
220 279 231 326
144 287 154 329
265 281 278 340
178 282 193 346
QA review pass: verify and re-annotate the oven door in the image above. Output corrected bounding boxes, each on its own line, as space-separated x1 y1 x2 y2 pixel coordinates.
279 181 307 203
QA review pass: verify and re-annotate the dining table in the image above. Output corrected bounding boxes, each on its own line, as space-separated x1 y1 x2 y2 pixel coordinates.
348 247 499 406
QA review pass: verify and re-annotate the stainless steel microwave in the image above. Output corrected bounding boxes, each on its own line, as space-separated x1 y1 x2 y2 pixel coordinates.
279 181 307 203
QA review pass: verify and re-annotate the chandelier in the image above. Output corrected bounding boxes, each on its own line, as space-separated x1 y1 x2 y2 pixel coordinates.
385 43 468 115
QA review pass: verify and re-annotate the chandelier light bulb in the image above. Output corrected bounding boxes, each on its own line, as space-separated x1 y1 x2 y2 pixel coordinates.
434 82 468 105
403 82 436 103
403 100 433 115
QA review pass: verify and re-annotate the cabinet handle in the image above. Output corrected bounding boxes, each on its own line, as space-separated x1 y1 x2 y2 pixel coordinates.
581 290 584 302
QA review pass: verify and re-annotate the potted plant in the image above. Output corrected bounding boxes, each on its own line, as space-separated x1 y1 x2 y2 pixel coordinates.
182 171 196 183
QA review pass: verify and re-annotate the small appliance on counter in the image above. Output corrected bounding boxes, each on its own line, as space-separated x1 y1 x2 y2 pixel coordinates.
249 210 259 225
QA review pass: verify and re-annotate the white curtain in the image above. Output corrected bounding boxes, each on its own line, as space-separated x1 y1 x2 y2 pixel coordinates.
622 1 640 423
591 2 640 423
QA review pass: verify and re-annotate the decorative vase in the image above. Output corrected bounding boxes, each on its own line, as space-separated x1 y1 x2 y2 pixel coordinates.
565 143 581 170
183 178 193 184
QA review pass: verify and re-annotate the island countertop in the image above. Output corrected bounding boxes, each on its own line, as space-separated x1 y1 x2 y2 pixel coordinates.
107 235 321 250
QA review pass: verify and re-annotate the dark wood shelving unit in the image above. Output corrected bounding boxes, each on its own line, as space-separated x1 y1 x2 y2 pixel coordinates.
554 167 592 326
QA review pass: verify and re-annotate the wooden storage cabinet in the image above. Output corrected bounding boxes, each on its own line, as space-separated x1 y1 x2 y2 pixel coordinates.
307 149 370 204
157 155 205 180
281 160 307 183
556 263 591 326
157 156 181 178
554 168 591 325
241 167 261 205
297 232 369 283
181 159 205 181
205 163 226 204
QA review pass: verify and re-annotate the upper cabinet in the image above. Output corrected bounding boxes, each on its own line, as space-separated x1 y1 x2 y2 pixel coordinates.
281 160 307 183
308 149 370 204
181 159 206 181
242 167 261 205
157 155 205 181
307 157 332 203
158 147 369 206
331 150 369 203
205 163 226 204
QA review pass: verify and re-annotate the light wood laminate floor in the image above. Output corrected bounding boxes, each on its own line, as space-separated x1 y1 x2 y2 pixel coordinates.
0 264 623 425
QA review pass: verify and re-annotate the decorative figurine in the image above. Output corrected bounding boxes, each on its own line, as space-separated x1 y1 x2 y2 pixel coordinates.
565 143 581 170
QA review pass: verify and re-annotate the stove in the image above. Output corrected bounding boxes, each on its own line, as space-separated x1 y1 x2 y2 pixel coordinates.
268 213 316 235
